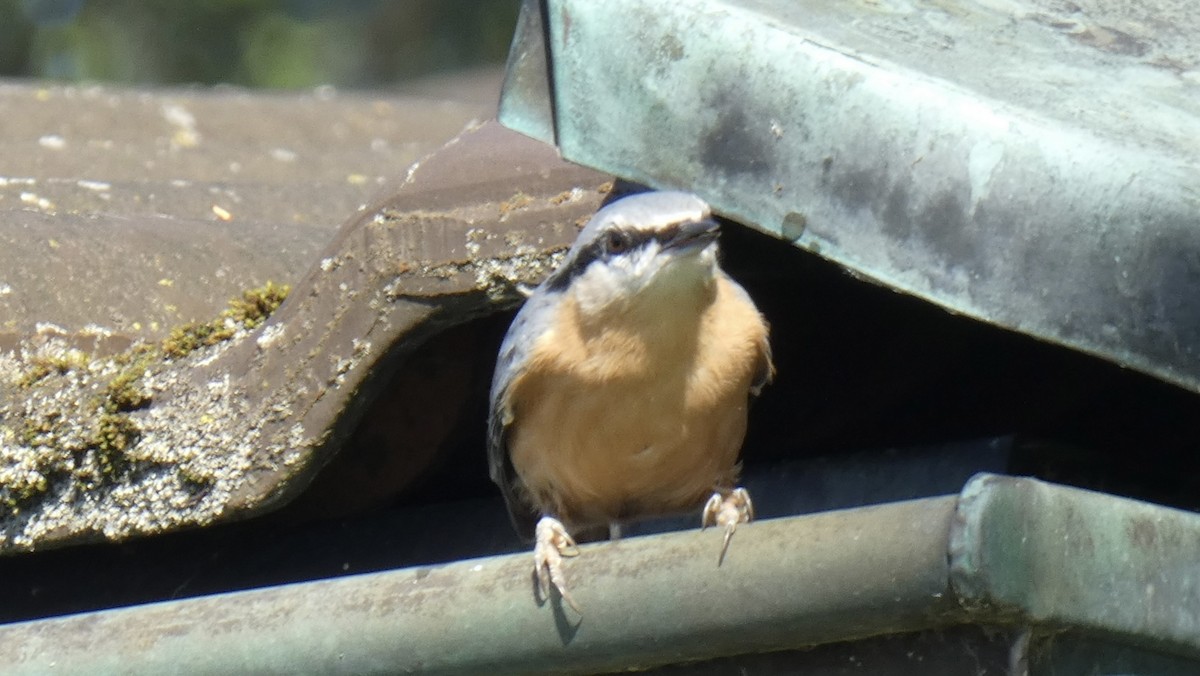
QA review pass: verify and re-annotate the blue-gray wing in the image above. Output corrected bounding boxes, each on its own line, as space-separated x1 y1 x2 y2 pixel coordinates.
487 288 561 541
723 272 775 395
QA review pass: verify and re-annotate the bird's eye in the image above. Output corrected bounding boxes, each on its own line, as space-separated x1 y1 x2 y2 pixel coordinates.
606 231 630 254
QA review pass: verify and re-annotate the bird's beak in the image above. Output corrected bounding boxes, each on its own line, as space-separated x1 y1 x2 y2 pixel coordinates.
664 219 720 253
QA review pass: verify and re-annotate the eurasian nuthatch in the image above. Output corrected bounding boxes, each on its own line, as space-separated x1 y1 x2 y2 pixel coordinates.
488 191 774 610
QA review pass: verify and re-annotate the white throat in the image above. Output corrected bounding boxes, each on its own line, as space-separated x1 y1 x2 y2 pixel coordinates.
569 242 719 320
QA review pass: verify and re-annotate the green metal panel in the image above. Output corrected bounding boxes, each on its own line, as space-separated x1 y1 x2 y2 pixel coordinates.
951 473 1200 658
499 0 1200 394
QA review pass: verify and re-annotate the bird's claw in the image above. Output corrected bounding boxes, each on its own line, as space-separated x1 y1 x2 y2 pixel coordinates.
533 516 581 612
702 487 754 565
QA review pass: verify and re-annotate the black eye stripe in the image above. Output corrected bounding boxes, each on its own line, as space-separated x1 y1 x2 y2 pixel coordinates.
542 221 706 292
609 228 650 253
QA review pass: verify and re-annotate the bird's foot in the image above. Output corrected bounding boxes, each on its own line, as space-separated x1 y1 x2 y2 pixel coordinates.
702 487 754 565
533 516 581 612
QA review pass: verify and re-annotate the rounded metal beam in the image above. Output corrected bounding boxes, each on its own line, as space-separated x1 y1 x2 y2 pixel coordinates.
0 498 961 675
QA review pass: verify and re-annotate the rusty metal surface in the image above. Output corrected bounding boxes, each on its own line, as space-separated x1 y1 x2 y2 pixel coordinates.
1 475 1197 673
0 79 493 345
499 0 1200 394
0 120 611 553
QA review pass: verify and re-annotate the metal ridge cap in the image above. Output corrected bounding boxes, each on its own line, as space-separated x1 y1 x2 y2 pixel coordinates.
0 497 962 675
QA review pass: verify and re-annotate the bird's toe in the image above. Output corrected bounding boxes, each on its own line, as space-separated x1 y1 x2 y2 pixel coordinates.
701 487 755 565
533 516 581 612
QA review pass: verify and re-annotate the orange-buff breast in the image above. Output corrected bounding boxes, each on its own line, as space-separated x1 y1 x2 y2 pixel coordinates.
507 273 769 530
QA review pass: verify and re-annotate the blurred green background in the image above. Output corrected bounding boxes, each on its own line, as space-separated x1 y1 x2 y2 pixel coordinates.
0 0 519 89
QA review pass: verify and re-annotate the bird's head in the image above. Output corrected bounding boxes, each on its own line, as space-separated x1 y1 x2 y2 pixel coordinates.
544 191 721 318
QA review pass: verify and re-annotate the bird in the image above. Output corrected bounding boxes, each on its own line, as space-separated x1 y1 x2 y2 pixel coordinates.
487 191 773 611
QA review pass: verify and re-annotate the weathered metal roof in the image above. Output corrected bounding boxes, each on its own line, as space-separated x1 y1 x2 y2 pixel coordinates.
499 0 1200 394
